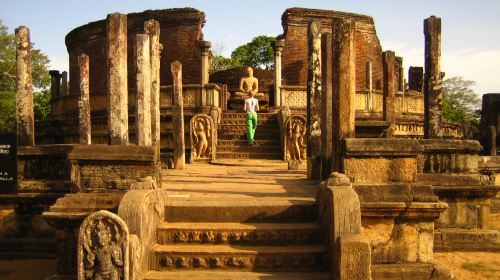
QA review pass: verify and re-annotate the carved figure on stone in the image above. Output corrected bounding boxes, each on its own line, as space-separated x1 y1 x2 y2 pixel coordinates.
78 210 129 280
190 114 216 162
233 67 264 98
285 115 307 161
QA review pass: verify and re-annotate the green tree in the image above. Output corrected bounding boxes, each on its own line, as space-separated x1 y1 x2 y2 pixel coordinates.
231 35 275 70
441 76 481 124
0 19 51 132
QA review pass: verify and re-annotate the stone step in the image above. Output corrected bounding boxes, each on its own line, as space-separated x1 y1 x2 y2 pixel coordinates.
217 139 281 147
165 200 317 223
217 146 281 153
157 222 321 245
222 113 277 120
152 244 328 271
143 271 331 280
217 134 280 141
219 123 278 130
217 152 282 160
371 263 452 280
218 128 280 135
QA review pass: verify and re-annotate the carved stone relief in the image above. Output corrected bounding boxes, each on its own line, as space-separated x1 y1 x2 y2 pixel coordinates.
190 114 216 162
284 115 307 161
78 210 129 280
285 90 307 108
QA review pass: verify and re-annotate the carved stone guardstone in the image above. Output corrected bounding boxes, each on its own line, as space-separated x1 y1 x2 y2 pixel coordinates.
284 115 307 162
190 114 216 162
78 210 129 280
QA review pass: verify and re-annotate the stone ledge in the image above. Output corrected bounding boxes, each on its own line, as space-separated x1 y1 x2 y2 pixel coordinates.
354 183 438 203
361 201 447 219
434 229 500 252
18 144 157 162
418 139 482 153
345 138 423 156
371 263 454 280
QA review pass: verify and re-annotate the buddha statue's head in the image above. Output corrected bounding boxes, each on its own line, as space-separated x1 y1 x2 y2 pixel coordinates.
246 67 253 77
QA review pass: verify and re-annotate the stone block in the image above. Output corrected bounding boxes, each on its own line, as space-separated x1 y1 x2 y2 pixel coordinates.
118 189 167 276
344 157 416 183
364 219 434 264
339 234 371 280
353 183 413 202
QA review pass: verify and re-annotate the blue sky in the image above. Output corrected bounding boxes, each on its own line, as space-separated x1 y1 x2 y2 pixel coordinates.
2 0 500 94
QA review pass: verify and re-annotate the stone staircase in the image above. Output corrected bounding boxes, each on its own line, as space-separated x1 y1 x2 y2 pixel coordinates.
216 112 282 160
143 162 331 279
144 202 329 279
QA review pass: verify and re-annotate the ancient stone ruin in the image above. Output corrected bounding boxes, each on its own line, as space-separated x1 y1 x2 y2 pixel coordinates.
0 6 498 280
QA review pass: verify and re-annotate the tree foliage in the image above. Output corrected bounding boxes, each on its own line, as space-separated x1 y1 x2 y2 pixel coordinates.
231 35 275 70
441 76 481 124
0 19 51 132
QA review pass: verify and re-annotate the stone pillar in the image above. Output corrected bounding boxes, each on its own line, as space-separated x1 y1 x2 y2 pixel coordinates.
306 20 322 180
365 61 373 111
61 71 68 96
135 34 152 146
171 61 185 169
15 26 34 146
49 70 61 98
397 56 405 92
424 16 443 139
106 13 129 145
272 39 285 107
408 66 424 92
78 54 91 144
332 18 356 172
321 33 333 180
383 50 396 125
144 20 161 149
200 40 211 107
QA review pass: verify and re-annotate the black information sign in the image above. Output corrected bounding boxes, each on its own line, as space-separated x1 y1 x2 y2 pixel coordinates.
0 133 17 193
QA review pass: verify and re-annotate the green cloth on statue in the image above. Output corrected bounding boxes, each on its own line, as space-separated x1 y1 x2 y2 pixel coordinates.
245 112 258 145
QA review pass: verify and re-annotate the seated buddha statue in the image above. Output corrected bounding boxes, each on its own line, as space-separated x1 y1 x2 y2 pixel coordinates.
232 67 265 99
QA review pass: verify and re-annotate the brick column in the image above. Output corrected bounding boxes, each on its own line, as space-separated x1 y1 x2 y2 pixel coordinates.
272 39 285 107
199 40 211 107
332 18 356 172
78 54 91 144
424 16 443 139
306 20 322 180
106 13 129 145
321 33 333 180
171 61 185 169
383 50 396 125
15 26 34 146
135 34 152 146
144 20 161 148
